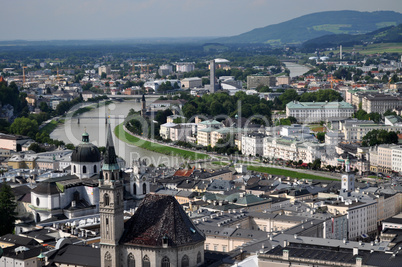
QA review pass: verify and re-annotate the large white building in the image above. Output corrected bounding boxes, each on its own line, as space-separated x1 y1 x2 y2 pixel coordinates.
340 119 402 142
241 133 264 157
263 136 325 163
286 101 354 123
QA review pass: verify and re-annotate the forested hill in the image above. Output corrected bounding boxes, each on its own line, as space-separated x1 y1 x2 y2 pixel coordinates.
214 10 402 45
302 24 402 50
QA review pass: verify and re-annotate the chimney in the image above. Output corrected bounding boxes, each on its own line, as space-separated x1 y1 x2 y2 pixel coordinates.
353 247 359 256
356 257 362 267
283 250 289 260
283 240 288 247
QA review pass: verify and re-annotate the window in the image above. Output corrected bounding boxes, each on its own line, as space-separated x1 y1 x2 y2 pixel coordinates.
83 165 87 174
197 252 202 264
142 255 150 267
143 183 147 195
127 253 135 267
133 184 137 195
116 193 120 206
181 255 189 267
162 256 170 267
104 194 110 206
104 252 112 267
94 165 97 173
36 197 40 206
73 165 76 173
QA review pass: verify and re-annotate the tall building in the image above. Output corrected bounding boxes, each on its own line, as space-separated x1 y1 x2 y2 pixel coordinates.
141 94 146 117
210 59 216 93
98 65 111 76
341 157 355 191
99 124 124 267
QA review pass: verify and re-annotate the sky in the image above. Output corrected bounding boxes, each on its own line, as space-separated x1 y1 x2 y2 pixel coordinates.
1 0 402 41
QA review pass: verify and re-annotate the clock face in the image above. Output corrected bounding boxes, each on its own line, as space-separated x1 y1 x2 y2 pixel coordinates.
343 178 347 182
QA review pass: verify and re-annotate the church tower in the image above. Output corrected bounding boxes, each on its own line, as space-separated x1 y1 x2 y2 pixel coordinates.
341 156 355 192
141 94 146 117
99 124 123 267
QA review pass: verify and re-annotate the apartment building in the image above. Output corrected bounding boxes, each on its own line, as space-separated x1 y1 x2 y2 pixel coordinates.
286 101 354 123
361 94 402 114
391 146 402 173
340 119 402 142
326 200 377 240
263 137 325 163
247 75 276 89
210 127 240 148
241 133 265 157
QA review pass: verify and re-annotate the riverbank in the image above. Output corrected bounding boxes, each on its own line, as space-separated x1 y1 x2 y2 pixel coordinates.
114 123 210 160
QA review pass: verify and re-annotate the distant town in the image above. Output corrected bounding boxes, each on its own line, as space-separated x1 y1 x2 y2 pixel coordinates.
0 40 401 267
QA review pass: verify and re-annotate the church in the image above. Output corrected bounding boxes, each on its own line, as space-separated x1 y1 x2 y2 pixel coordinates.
31 124 206 266
98 124 206 267
30 126 150 223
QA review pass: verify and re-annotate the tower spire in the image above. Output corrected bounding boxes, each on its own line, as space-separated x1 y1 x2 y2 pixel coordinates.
103 123 119 171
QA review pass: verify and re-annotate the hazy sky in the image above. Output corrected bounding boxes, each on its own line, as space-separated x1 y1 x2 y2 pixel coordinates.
1 0 402 41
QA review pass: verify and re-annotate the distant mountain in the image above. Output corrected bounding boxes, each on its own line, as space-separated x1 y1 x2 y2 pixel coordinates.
214 10 402 45
302 24 402 50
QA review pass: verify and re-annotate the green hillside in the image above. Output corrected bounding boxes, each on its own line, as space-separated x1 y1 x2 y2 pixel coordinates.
214 10 402 45
302 24 402 50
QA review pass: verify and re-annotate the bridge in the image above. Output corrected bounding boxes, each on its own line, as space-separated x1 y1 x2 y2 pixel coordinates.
70 116 127 124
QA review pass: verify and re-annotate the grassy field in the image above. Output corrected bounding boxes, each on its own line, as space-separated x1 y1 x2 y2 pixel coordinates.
212 161 229 166
73 106 94 116
328 43 402 55
114 123 209 160
248 165 337 181
40 119 64 135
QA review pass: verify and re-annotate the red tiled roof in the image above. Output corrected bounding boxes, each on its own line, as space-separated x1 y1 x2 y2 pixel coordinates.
174 167 195 177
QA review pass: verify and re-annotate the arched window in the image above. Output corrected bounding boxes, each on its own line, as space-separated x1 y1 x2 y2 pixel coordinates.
197 252 202 264
36 197 40 206
106 172 109 180
142 255 150 267
73 165 76 173
104 194 110 206
116 193 120 206
83 165 87 174
133 184 137 195
94 165 97 173
36 213 41 223
181 255 189 267
127 253 135 267
161 256 170 267
143 183 147 195
104 252 112 267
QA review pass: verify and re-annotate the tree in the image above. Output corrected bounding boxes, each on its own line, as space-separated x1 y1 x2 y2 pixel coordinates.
0 182 17 235
28 143 45 153
39 102 50 113
312 159 321 170
316 132 325 142
10 117 39 138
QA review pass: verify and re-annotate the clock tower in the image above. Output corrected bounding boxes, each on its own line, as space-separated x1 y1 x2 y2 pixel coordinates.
99 124 123 267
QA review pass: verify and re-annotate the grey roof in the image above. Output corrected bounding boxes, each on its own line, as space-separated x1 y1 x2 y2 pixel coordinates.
0 234 40 247
49 244 100 267
71 143 101 163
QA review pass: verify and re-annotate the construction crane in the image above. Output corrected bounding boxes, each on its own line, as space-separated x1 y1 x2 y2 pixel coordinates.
22 66 27 84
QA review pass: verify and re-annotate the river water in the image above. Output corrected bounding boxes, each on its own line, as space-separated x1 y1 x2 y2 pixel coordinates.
283 62 311 78
50 96 185 168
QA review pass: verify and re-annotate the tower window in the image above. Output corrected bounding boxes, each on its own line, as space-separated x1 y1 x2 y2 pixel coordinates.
36 197 40 206
83 165 87 174
73 165 76 173
104 252 112 267
133 184 137 195
94 165 97 173
104 194 110 206
143 183 147 195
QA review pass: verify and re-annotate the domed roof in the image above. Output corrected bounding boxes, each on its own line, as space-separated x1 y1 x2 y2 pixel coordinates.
71 143 101 163
71 132 101 163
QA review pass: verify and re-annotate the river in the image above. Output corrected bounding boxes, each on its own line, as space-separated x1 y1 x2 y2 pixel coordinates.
283 62 311 78
50 97 185 168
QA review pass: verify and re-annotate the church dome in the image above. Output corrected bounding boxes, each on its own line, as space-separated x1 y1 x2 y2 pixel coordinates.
71 131 101 163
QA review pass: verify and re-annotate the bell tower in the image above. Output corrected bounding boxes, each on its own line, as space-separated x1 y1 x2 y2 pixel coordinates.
342 156 355 192
99 124 123 267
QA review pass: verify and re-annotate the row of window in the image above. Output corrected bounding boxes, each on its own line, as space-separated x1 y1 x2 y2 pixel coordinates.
105 252 201 267
73 164 97 174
